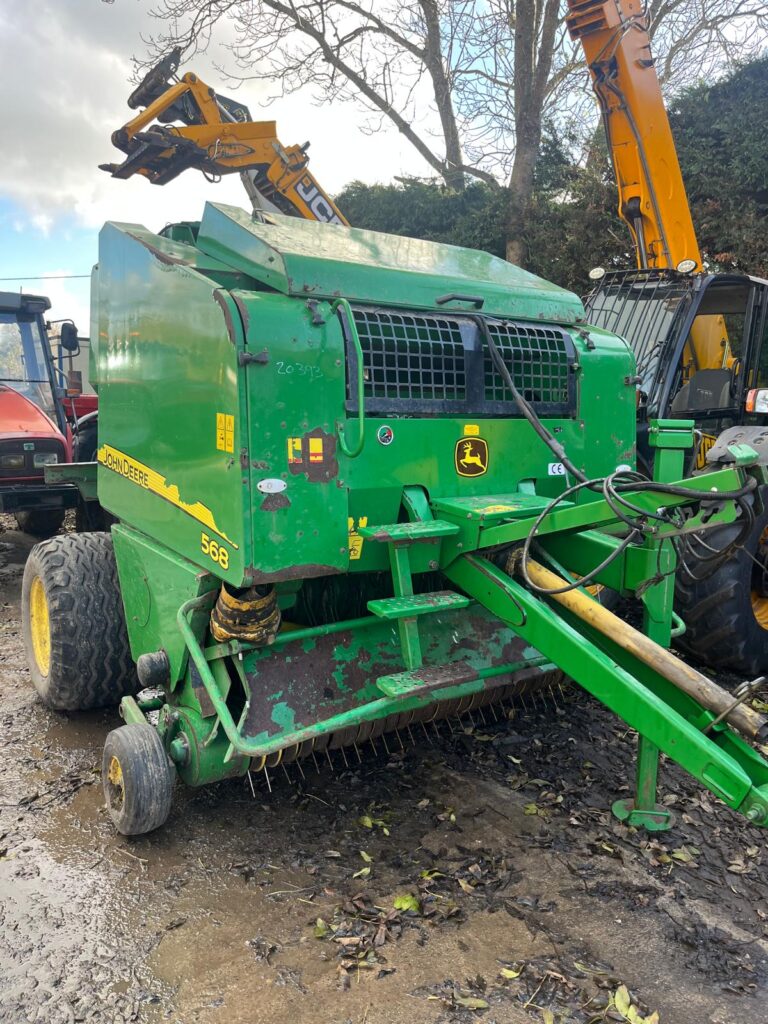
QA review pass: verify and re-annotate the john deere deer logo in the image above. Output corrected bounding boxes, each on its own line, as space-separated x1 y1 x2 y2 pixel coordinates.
455 437 489 477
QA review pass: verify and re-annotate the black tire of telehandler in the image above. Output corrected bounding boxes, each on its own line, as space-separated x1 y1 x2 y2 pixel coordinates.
102 723 174 836
15 508 66 538
674 485 768 677
22 532 139 710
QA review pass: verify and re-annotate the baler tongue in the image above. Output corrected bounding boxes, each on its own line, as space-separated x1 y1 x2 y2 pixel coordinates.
446 550 768 830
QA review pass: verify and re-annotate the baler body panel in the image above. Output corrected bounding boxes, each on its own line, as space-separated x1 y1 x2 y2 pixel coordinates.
93 208 638 590
196 203 585 322
92 221 256 585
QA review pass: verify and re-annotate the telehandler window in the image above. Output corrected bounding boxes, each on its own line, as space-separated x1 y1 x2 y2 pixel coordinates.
670 283 750 416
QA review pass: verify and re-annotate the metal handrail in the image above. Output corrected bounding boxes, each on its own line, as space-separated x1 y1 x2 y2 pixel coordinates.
332 297 366 457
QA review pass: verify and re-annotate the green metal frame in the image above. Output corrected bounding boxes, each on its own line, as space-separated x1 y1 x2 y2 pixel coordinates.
124 444 768 827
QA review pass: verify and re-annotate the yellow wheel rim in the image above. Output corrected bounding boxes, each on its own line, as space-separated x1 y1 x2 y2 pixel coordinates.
106 755 125 810
752 592 768 630
29 576 51 676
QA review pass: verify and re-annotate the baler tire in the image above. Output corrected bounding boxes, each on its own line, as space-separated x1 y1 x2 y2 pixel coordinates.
674 485 768 677
102 724 174 836
15 508 66 539
21 532 139 710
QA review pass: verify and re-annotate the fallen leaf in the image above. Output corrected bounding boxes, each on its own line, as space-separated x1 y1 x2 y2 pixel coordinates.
671 847 696 863
524 803 539 816
324 850 341 858
499 966 523 979
353 866 371 879
541 1011 555 1024
360 850 373 863
455 995 489 1010
727 860 750 874
614 984 631 1017
314 918 330 939
358 816 373 829
458 878 476 894
393 893 421 913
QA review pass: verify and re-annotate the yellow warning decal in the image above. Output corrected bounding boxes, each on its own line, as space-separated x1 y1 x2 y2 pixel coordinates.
216 412 235 453
97 443 238 548
348 515 369 560
288 435 326 464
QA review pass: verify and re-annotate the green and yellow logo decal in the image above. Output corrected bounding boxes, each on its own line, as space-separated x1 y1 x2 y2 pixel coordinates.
455 437 488 477
96 444 238 548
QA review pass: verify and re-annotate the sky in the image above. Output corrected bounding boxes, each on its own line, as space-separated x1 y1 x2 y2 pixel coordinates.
0 0 431 331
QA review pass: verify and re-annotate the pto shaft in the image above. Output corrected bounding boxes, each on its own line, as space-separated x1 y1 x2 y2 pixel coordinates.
517 556 768 742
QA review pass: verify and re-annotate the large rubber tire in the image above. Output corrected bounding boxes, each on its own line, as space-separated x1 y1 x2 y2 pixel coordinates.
102 723 174 835
675 486 768 676
73 420 98 463
15 508 66 538
21 532 139 710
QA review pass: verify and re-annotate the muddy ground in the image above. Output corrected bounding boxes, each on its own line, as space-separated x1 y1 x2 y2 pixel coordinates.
2 517 768 1024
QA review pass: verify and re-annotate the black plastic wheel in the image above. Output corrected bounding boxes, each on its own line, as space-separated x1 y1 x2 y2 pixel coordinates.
15 508 65 538
675 485 768 676
21 532 139 710
102 723 174 835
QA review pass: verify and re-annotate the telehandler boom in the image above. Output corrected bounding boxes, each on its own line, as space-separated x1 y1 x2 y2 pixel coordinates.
567 0 768 675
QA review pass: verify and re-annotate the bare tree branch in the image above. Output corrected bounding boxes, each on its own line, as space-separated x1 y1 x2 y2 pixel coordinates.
136 0 768 263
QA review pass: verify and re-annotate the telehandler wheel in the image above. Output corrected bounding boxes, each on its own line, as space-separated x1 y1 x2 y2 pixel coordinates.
102 724 174 835
674 485 768 677
15 508 66 538
21 532 139 710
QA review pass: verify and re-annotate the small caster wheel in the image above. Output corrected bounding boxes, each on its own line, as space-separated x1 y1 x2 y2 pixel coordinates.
102 723 174 835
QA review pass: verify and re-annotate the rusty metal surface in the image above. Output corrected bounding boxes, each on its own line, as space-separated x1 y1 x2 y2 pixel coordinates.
241 606 547 743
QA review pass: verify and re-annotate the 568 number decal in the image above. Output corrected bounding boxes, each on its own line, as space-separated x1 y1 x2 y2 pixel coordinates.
201 532 229 570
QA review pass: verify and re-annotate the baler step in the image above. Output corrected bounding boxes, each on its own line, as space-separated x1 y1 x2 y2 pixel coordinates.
358 519 459 544
367 590 470 620
432 493 572 522
377 661 479 698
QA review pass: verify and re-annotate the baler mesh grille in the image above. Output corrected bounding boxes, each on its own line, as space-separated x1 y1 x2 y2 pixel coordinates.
347 306 575 417
352 309 466 402
484 321 571 405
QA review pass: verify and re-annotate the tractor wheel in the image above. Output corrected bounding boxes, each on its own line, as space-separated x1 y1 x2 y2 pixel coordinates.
674 485 768 676
14 508 65 538
21 532 139 710
102 723 174 835
73 419 98 463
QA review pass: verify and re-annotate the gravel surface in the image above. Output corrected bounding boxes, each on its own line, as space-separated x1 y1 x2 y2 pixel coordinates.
2 515 767 1024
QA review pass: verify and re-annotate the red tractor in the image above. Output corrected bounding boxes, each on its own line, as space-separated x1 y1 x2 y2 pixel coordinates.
0 290 94 537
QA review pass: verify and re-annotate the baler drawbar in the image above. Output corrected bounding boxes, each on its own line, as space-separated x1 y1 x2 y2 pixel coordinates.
21 204 768 834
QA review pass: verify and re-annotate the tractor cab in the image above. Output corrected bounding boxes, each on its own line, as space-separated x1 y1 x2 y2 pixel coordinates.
0 291 81 536
584 269 768 471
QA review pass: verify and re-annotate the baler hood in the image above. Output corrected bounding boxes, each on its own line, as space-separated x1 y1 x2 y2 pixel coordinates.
194 203 585 323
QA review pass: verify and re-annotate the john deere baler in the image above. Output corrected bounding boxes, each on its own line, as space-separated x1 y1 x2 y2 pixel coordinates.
22 204 768 834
